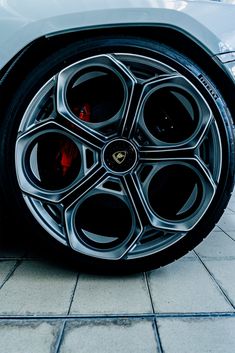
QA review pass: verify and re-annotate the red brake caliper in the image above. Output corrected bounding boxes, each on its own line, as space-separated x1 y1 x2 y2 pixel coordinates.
56 103 91 176
77 102 91 122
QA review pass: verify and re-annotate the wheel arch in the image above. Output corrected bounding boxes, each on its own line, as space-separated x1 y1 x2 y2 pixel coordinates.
0 24 235 121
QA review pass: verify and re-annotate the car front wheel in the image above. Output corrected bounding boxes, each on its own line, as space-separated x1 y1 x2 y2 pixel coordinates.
0 36 234 273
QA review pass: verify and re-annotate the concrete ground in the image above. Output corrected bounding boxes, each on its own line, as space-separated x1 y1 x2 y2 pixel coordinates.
0 192 235 352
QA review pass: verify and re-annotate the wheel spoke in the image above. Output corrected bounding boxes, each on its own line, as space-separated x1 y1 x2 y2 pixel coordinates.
62 166 107 208
120 81 144 138
122 174 150 229
139 145 195 162
56 112 106 150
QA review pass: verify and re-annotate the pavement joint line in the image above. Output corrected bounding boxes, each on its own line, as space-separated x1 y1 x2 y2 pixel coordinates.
6 254 235 261
144 272 154 314
0 259 22 291
67 272 80 315
217 228 235 242
54 320 66 353
217 225 235 241
144 272 164 353
227 208 235 213
153 318 164 353
194 251 235 310
5 255 235 261
0 312 235 321
191 255 235 261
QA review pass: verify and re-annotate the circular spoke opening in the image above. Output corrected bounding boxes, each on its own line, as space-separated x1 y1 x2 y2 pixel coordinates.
29 132 81 190
75 193 133 249
66 68 125 124
143 87 199 143
148 164 203 221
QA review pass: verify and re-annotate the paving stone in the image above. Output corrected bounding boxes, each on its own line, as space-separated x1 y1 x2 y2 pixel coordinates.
203 259 235 307
157 317 235 353
70 273 152 314
224 206 235 214
148 257 232 313
0 260 77 315
59 319 159 353
195 231 235 259
226 198 235 213
0 321 61 353
212 225 222 232
216 214 235 231
0 261 16 285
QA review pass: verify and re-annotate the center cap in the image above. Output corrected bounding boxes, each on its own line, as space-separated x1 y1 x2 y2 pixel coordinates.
103 139 138 173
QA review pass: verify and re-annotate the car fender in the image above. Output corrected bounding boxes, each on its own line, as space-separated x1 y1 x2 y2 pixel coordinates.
0 0 235 71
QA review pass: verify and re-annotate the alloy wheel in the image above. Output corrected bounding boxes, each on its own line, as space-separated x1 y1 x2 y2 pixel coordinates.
15 53 222 260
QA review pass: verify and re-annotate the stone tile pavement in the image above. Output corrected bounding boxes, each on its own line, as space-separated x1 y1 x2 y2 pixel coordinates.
0 192 235 352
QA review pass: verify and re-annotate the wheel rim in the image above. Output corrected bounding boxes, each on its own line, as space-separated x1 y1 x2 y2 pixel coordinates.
15 52 222 260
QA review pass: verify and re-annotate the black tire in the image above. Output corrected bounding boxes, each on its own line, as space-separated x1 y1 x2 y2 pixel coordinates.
0 36 234 274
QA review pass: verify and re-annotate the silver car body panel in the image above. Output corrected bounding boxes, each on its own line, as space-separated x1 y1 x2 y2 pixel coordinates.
0 0 235 71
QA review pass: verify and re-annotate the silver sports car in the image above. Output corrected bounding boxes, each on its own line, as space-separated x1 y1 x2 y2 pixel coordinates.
0 0 235 273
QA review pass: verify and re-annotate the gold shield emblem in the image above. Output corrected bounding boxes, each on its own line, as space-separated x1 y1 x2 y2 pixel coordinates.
112 151 127 164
